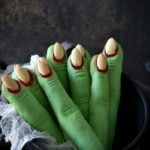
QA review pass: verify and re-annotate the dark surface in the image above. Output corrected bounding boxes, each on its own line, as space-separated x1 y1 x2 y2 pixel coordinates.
0 0 150 86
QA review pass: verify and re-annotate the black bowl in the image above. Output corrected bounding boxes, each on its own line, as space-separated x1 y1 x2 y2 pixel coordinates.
0 71 148 150
113 74 148 150
23 73 149 150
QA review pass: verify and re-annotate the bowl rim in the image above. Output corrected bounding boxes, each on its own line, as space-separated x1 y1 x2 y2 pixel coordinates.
123 74 149 149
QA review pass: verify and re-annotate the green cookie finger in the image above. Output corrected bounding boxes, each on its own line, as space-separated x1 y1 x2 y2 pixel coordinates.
89 54 109 149
104 38 123 148
36 58 104 150
67 48 90 119
46 42 69 92
2 77 64 143
12 66 51 112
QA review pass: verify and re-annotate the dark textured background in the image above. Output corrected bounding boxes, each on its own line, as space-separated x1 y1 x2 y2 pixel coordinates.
0 0 150 86
0 0 150 149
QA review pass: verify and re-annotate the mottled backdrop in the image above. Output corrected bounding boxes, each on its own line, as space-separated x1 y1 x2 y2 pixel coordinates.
0 0 150 86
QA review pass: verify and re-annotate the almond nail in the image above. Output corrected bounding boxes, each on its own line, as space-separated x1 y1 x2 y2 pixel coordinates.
39 57 50 64
76 44 85 57
53 42 65 62
97 53 108 72
14 65 34 87
38 59 52 78
14 65 30 83
1 75 20 93
71 48 83 69
104 37 118 57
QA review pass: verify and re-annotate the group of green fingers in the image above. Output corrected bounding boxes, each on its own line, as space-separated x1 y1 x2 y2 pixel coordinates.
1 37 123 150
